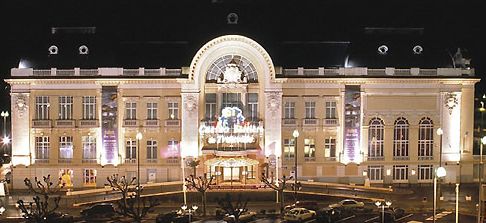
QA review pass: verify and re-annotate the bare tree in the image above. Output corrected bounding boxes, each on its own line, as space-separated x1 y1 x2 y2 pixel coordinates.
185 173 214 216
216 193 248 223
187 159 200 176
261 172 292 214
107 174 159 222
16 175 66 223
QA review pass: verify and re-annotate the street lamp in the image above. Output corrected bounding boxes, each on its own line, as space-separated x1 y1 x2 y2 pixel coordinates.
136 132 143 215
434 166 447 223
181 204 198 223
456 183 460 223
375 200 392 223
479 136 486 223
292 129 299 202
1 111 8 138
436 128 444 203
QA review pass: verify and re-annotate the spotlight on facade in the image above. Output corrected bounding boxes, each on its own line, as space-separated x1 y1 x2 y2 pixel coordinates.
436 166 447 178
2 136 10 145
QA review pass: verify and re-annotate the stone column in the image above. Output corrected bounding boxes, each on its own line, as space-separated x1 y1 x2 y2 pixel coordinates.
264 90 282 178
11 92 31 167
440 91 462 183
180 91 200 158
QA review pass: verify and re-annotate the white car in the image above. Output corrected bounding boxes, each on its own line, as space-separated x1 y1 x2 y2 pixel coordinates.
329 199 365 209
223 211 257 222
284 208 316 222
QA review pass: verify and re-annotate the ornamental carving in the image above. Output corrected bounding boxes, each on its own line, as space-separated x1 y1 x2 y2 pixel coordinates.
444 93 458 114
14 94 28 117
184 95 198 112
266 92 281 115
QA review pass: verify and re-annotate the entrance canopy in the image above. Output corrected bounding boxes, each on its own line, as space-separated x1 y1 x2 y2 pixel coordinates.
204 157 259 168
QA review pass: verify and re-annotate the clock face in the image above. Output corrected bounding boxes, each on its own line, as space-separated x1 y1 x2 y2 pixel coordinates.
206 55 257 82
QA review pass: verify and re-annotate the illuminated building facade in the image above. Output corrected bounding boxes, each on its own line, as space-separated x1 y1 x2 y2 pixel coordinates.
5 35 479 189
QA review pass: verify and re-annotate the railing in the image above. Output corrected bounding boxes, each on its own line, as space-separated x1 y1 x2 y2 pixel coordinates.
282 118 297 126
144 119 160 127
418 156 434 160
55 120 75 128
147 159 157 163
393 156 410 160
123 69 139 76
125 159 137 164
324 157 337 161
58 158 72 163
167 158 180 164
165 119 180 127
78 119 98 127
305 157 316 161
33 70 51 76
82 159 97 163
57 69 75 76
32 120 52 128
367 156 385 161
79 69 98 76
35 159 49 164
303 118 319 126
123 119 138 127
323 118 338 126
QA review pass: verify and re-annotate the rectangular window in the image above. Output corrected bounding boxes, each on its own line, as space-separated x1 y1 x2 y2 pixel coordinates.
325 101 337 119
222 93 241 109
304 138 316 160
147 140 157 161
35 136 49 162
82 96 96 120
305 101 316 119
82 136 96 161
205 93 217 120
83 169 97 185
368 165 383 181
125 102 137 120
168 102 179 119
324 138 336 159
393 165 409 181
59 96 73 120
59 136 73 160
59 169 74 187
284 102 295 119
167 140 180 163
147 102 158 120
283 139 295 160
247 93 258 121
35 96 50 120
245 165 256 179
418 165 433 180
126 139 137 160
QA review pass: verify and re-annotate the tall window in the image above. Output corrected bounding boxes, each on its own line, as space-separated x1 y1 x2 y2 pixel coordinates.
324 138 336 159
83 169 97 185
393 117 409 159
167 140 180 163
222 93 241 108
82 136 96 161
283 139 295 160
205 93 217 120
368 165 383 181
284 102 295 119
325 101 337 119
247 93 258 121
126 140 137 160
368 118 384 159
35 136 49 162
59 136 73 160
125 102 137 120
304 138 316 160
418 165 433 180
35 96 50 120
147 140 157 161
305 101 316 119
168 102 179 119
393 165 409 181
418 117 434 159
59 96 73 120
147 102 158 120
82 96 96 120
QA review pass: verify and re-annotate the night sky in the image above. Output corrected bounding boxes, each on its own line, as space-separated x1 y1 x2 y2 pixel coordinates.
0 0 485 114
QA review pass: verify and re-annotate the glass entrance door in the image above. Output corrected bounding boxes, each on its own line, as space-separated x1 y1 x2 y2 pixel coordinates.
223 167 240 181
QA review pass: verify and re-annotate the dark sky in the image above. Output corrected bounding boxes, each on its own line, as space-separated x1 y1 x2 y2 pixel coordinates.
0 0 485 112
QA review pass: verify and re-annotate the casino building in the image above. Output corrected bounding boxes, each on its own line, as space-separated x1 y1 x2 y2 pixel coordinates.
5 33 479 189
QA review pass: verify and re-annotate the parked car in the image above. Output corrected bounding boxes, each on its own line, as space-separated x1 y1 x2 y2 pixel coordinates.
80 203 116 220
329 199 364 210
284 201 319 211
317 207 342 223
284 207 316 222
379 207 406 222
156 211 189 223
223 210 257 222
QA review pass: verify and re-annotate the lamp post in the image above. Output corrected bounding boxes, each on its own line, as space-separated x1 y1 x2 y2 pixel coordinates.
436 128 444 207
375 200 392 223
292 129 299 202
181 204 198 223
136 132 143 215
434 166 447 223
1 111 8 138
456 183 460 223
479 136 486 223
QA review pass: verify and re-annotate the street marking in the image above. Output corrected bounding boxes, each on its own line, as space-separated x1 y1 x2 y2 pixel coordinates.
335 215 356 222
407 221 423 223
425 211 452 220
395 213 414 222
364 216 379 222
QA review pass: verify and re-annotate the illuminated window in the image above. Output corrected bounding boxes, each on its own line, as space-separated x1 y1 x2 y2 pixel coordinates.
304 138 316 160
59 169 74 187
393 165 409 181
418 117 434 159
147 140 157 161
305 102 316 119
125 102 137 120
35 96 50 120
284 102 295 119
247 93 258 121
168 102 179 119
83 169 97 185
126 139 137 160
393 117 409 159
222 93 241 109
82 136 96 161
206 55 257 82
324 138 336 159
283 139 295 160
368 165 383 181
147 102 158 120
167 140 180 163
418 165 433 180
59 136 73 161
368 118 384 159
59 96 73 120
82 96 96 120
205 93 217 120
35 136 49 162
325 101 337 119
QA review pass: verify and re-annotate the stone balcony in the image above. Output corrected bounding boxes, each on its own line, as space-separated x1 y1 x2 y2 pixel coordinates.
55 120 75 128
32 120 52 128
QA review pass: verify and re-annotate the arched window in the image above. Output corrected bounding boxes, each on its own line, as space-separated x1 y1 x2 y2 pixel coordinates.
393 117 409 159
418 117 434 159
206 55 258 82
368 118 384 160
